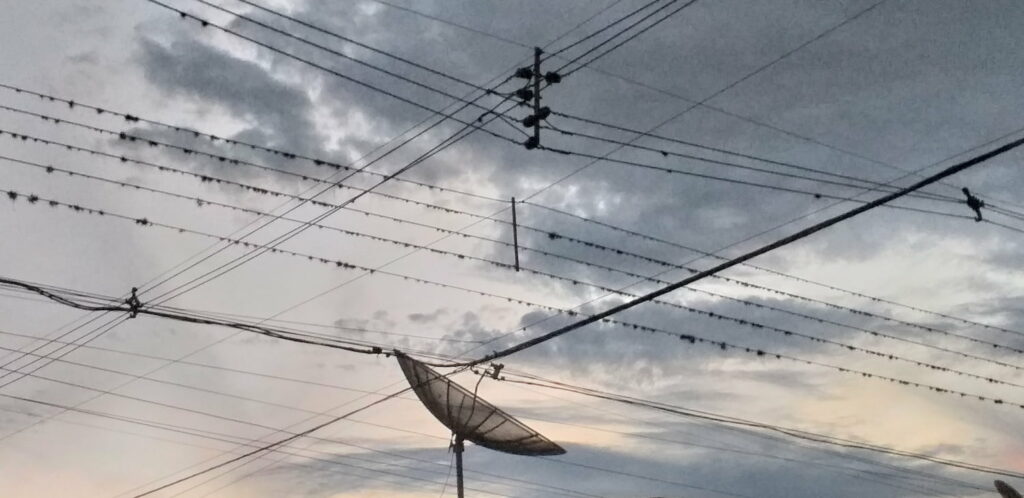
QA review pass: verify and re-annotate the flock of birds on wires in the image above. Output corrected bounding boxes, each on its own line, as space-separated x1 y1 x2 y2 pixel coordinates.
2 0 1024 496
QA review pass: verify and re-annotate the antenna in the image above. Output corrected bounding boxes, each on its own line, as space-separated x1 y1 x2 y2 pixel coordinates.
396 354 565 497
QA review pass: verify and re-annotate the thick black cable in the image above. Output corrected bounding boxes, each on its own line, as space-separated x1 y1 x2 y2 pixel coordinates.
453 131 1024 367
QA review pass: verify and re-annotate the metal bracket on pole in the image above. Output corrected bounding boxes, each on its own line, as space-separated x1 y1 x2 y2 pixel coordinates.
511 197 520 271
519 47 556 150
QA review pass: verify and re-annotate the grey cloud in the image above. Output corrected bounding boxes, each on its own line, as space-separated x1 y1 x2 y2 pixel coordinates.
263 431 993 498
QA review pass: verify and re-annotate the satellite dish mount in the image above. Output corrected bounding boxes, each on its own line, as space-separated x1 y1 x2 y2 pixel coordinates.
396 354 565 497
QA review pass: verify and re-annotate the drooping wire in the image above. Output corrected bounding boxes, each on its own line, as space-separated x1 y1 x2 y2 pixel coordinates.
7 130 1024 361
500 370 1024 480
8 96 1014 351
442 130 1024 368
7 156 1024 378
4 227 1024 409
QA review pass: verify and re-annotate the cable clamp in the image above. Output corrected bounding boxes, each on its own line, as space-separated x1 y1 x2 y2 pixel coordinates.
962 187 985 222
125 287 142 318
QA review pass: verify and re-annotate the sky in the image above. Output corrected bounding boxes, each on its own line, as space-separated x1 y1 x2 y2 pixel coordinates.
1 0 1024 496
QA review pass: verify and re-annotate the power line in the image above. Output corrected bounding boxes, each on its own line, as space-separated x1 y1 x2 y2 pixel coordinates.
341 0 1024 218
552 0 689 75
142 0 522 148
141 97 515 310
0 4 532 452
0 15 577 489
8 77 992 229
537 143 973 219
226 0 492 93
3 278 1015 489
544 0 666 59
127 0 526 310
541 117 965 205
501 370 1024 480
0 322 972 496
0 357 591 497
8 101 967 218
8 136 1023 368
0 87 500 393
447 130 1024 367
188 0 528 125
0 393 517 497
8 155 1024 378
0 315 991 493
0 83 506 204
4 251 1024 409
502 371 985 495
12 115 1017 355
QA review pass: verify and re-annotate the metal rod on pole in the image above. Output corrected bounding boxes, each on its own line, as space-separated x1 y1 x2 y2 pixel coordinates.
454 435 465 498
511 197 520 271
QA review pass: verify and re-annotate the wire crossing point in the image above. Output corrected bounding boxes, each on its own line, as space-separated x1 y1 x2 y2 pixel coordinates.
125 287 143 319
963 187 986 222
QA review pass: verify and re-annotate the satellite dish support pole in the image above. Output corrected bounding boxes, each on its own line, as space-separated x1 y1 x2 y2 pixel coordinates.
454 435 465 498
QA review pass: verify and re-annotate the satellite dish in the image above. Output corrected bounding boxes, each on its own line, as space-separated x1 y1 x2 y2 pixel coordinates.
397 354 565 497
996 480 1023 498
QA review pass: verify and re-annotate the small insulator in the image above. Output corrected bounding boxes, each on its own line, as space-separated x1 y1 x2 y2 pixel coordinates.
515 88 534 101
544 71 562 84
524 136 539 150
514 67 533 79
536 106 551 120
371 346 383 355
522 114 539 128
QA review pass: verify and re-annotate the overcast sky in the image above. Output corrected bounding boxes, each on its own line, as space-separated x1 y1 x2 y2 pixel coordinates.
2 0 1024 496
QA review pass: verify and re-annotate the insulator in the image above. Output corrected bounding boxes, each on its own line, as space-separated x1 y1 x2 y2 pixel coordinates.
544 71 562 84
524 136 539 150
522 114 539 128
536 106 551 120
514 67 533 79
515 88 534 101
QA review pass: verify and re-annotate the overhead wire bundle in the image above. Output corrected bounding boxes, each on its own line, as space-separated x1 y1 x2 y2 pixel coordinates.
3 0 1024 496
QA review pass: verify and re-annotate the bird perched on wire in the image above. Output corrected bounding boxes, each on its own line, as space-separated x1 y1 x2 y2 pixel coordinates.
962 187 985 222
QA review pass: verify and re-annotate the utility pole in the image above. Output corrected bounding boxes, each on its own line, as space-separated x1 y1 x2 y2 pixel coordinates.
517 47 560 150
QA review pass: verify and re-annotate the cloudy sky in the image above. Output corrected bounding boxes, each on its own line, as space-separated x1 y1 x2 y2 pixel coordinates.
2 0 1024 496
